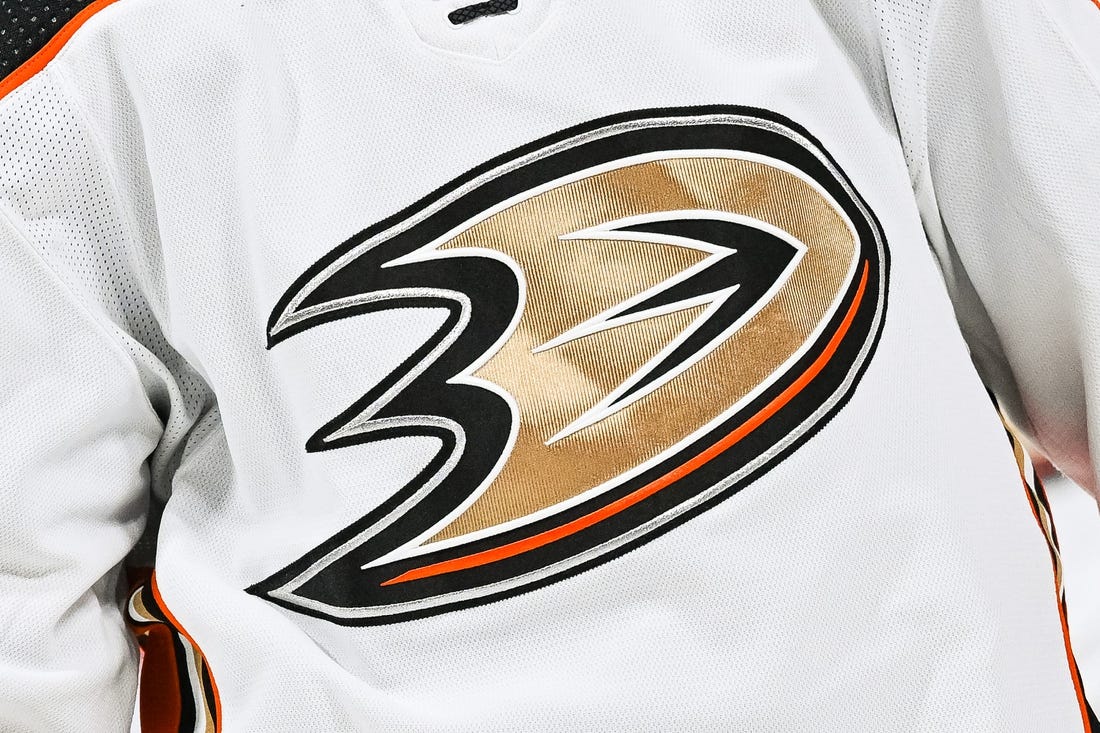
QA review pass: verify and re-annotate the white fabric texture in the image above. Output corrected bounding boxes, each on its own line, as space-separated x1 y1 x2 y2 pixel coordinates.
918 0 1100 495
0 0 1098 730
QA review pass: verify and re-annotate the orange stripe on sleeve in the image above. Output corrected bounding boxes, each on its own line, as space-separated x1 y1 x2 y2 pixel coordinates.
150 573 224 731
1059 600 1093 733
0 0 121 102
1009 435 1093 732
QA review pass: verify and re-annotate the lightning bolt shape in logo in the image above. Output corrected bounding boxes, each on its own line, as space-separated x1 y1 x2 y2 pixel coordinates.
540 211 805 444
250 107 887 625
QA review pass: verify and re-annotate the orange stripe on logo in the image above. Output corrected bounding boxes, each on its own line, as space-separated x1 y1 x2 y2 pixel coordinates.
382 260 871 587
0 0 121 102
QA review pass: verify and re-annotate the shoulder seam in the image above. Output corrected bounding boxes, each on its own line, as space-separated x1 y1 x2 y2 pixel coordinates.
0 0 122 104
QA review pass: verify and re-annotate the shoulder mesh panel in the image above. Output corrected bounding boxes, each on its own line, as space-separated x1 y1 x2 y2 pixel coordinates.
1 1 96 80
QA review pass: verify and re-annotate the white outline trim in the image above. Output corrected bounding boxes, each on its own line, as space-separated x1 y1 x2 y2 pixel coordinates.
264 112 885 620
541 210 806 444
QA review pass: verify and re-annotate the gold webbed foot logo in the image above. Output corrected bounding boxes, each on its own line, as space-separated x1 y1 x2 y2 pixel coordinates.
250 107 889 624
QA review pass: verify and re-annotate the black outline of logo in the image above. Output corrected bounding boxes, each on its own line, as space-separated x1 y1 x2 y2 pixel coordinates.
249 106 890 625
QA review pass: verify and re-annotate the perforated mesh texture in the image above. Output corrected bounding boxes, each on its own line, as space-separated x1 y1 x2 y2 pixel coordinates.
0 1 95 80
0 0 1096 729
872 0 936 187
0 71 212 505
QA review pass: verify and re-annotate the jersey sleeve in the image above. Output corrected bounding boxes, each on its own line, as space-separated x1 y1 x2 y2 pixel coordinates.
0 205 156 733
887 0 1100 494
0 45 208 733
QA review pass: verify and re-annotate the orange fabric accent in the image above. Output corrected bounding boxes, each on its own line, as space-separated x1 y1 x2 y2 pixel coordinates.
1028 493 1091 731
1012 454 1047 538
0 0 121 102
134 624 185 733
383 260 871 587
1013 454 1092 731
1059 598 1093 733
150 574 224 730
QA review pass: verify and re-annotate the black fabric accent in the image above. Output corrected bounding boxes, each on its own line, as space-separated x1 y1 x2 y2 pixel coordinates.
169 632 197 733
200 664 219 729
1002 417 1100 731
252 106 891 624
608 219 800 404
448 0 517 25
0 1 95 82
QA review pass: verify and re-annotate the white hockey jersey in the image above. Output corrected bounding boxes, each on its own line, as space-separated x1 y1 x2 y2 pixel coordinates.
2 0 1100 730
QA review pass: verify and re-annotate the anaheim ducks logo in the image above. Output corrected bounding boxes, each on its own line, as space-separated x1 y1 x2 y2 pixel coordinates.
250 107 889 624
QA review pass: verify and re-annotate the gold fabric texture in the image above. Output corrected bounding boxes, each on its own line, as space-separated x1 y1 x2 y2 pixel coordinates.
431 156 855 541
